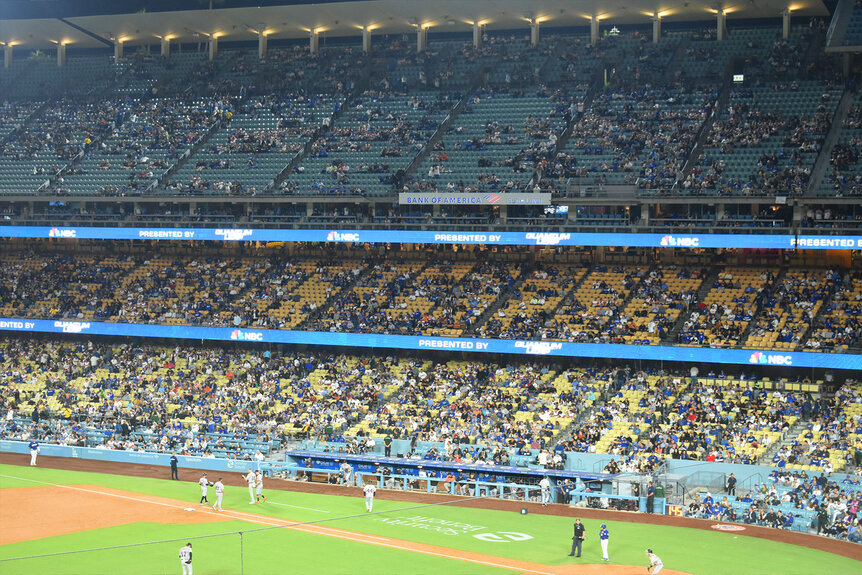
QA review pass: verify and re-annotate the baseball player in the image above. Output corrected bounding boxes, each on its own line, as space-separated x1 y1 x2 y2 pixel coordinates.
245 468 256 504
255 470 266 503
340 461 353 486
646 549 663 574
199 473 211 504
539 476 551 506
179 542 193 575
28 439 39 466
364 481 377 512
212 477 225 511
599 523 610 562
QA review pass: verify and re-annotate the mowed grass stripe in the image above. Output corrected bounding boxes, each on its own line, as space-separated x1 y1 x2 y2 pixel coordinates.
1 464 860 575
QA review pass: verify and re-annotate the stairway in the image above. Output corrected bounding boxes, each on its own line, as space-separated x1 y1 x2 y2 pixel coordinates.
293 258 377 331
734 268 788 348
665 267 721 343
757 417 809 466
804 88 854 197
461 261 528 336
533 71 603 188
676 61 735 187
663 36 692 79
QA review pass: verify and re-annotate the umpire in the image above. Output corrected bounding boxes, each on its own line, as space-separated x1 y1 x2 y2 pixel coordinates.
568 518 586 557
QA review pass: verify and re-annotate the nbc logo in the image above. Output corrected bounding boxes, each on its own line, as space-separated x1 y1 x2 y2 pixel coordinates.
326 231 361 242
230 329 263 341
48 227 76 238
660 234 699 247
749 352 792 366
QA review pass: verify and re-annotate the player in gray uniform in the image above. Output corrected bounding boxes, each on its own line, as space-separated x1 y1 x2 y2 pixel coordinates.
647 549 663 574
179 542 193 575
212 478 225 511
245 469 256 504
255 470 266 503
340 461 353 486
364 481 377 512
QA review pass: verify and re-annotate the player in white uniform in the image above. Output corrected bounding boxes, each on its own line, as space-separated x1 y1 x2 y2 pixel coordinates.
255 470 266 503
199 473 211 504
364 482 377 512
212 478 225 511
179 542 193 575
245 469 256 504
539 476 551 506
646 549 663 575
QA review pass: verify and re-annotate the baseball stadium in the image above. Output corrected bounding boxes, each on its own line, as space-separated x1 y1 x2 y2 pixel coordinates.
0 0 862 574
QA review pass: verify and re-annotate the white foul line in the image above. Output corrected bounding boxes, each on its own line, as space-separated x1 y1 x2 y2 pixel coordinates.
0 473 552 575
263 500 331 513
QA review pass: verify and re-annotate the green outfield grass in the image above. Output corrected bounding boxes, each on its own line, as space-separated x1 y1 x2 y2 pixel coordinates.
0 464 859 575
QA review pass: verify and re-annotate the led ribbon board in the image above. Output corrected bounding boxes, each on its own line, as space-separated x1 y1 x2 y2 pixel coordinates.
0 226 859 249
0 319 859 370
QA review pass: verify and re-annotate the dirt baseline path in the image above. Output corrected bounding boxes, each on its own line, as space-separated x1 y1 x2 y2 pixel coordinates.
0 484 229 545
2 453 860 564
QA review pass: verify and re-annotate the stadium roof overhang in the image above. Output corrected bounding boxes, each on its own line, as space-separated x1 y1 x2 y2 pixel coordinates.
0 0 831 50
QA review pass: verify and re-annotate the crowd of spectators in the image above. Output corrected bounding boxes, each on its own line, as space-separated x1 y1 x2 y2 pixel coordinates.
685 81 838 196
1 246 859 354
686 469 862 542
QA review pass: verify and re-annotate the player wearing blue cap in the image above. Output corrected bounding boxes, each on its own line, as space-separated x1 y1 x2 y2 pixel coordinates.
599 524 609 562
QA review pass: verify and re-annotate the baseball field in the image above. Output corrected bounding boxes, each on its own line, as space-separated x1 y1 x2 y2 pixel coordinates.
0 461 860 575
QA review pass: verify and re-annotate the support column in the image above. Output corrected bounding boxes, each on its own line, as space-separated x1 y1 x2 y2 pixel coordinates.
114 40 124 61
717 11 726 42
416 26 427 53
473 22 482 48
208 35 218 61
530 21 540 48
653 14 661 44
4 44 12 69
310 30 319 55
499 205 508 225
782 9 791 40
362 27 372 53
791 202 803 225
57 43 66 67
258 31 268 60
161 37 171 58
590 17 599 46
